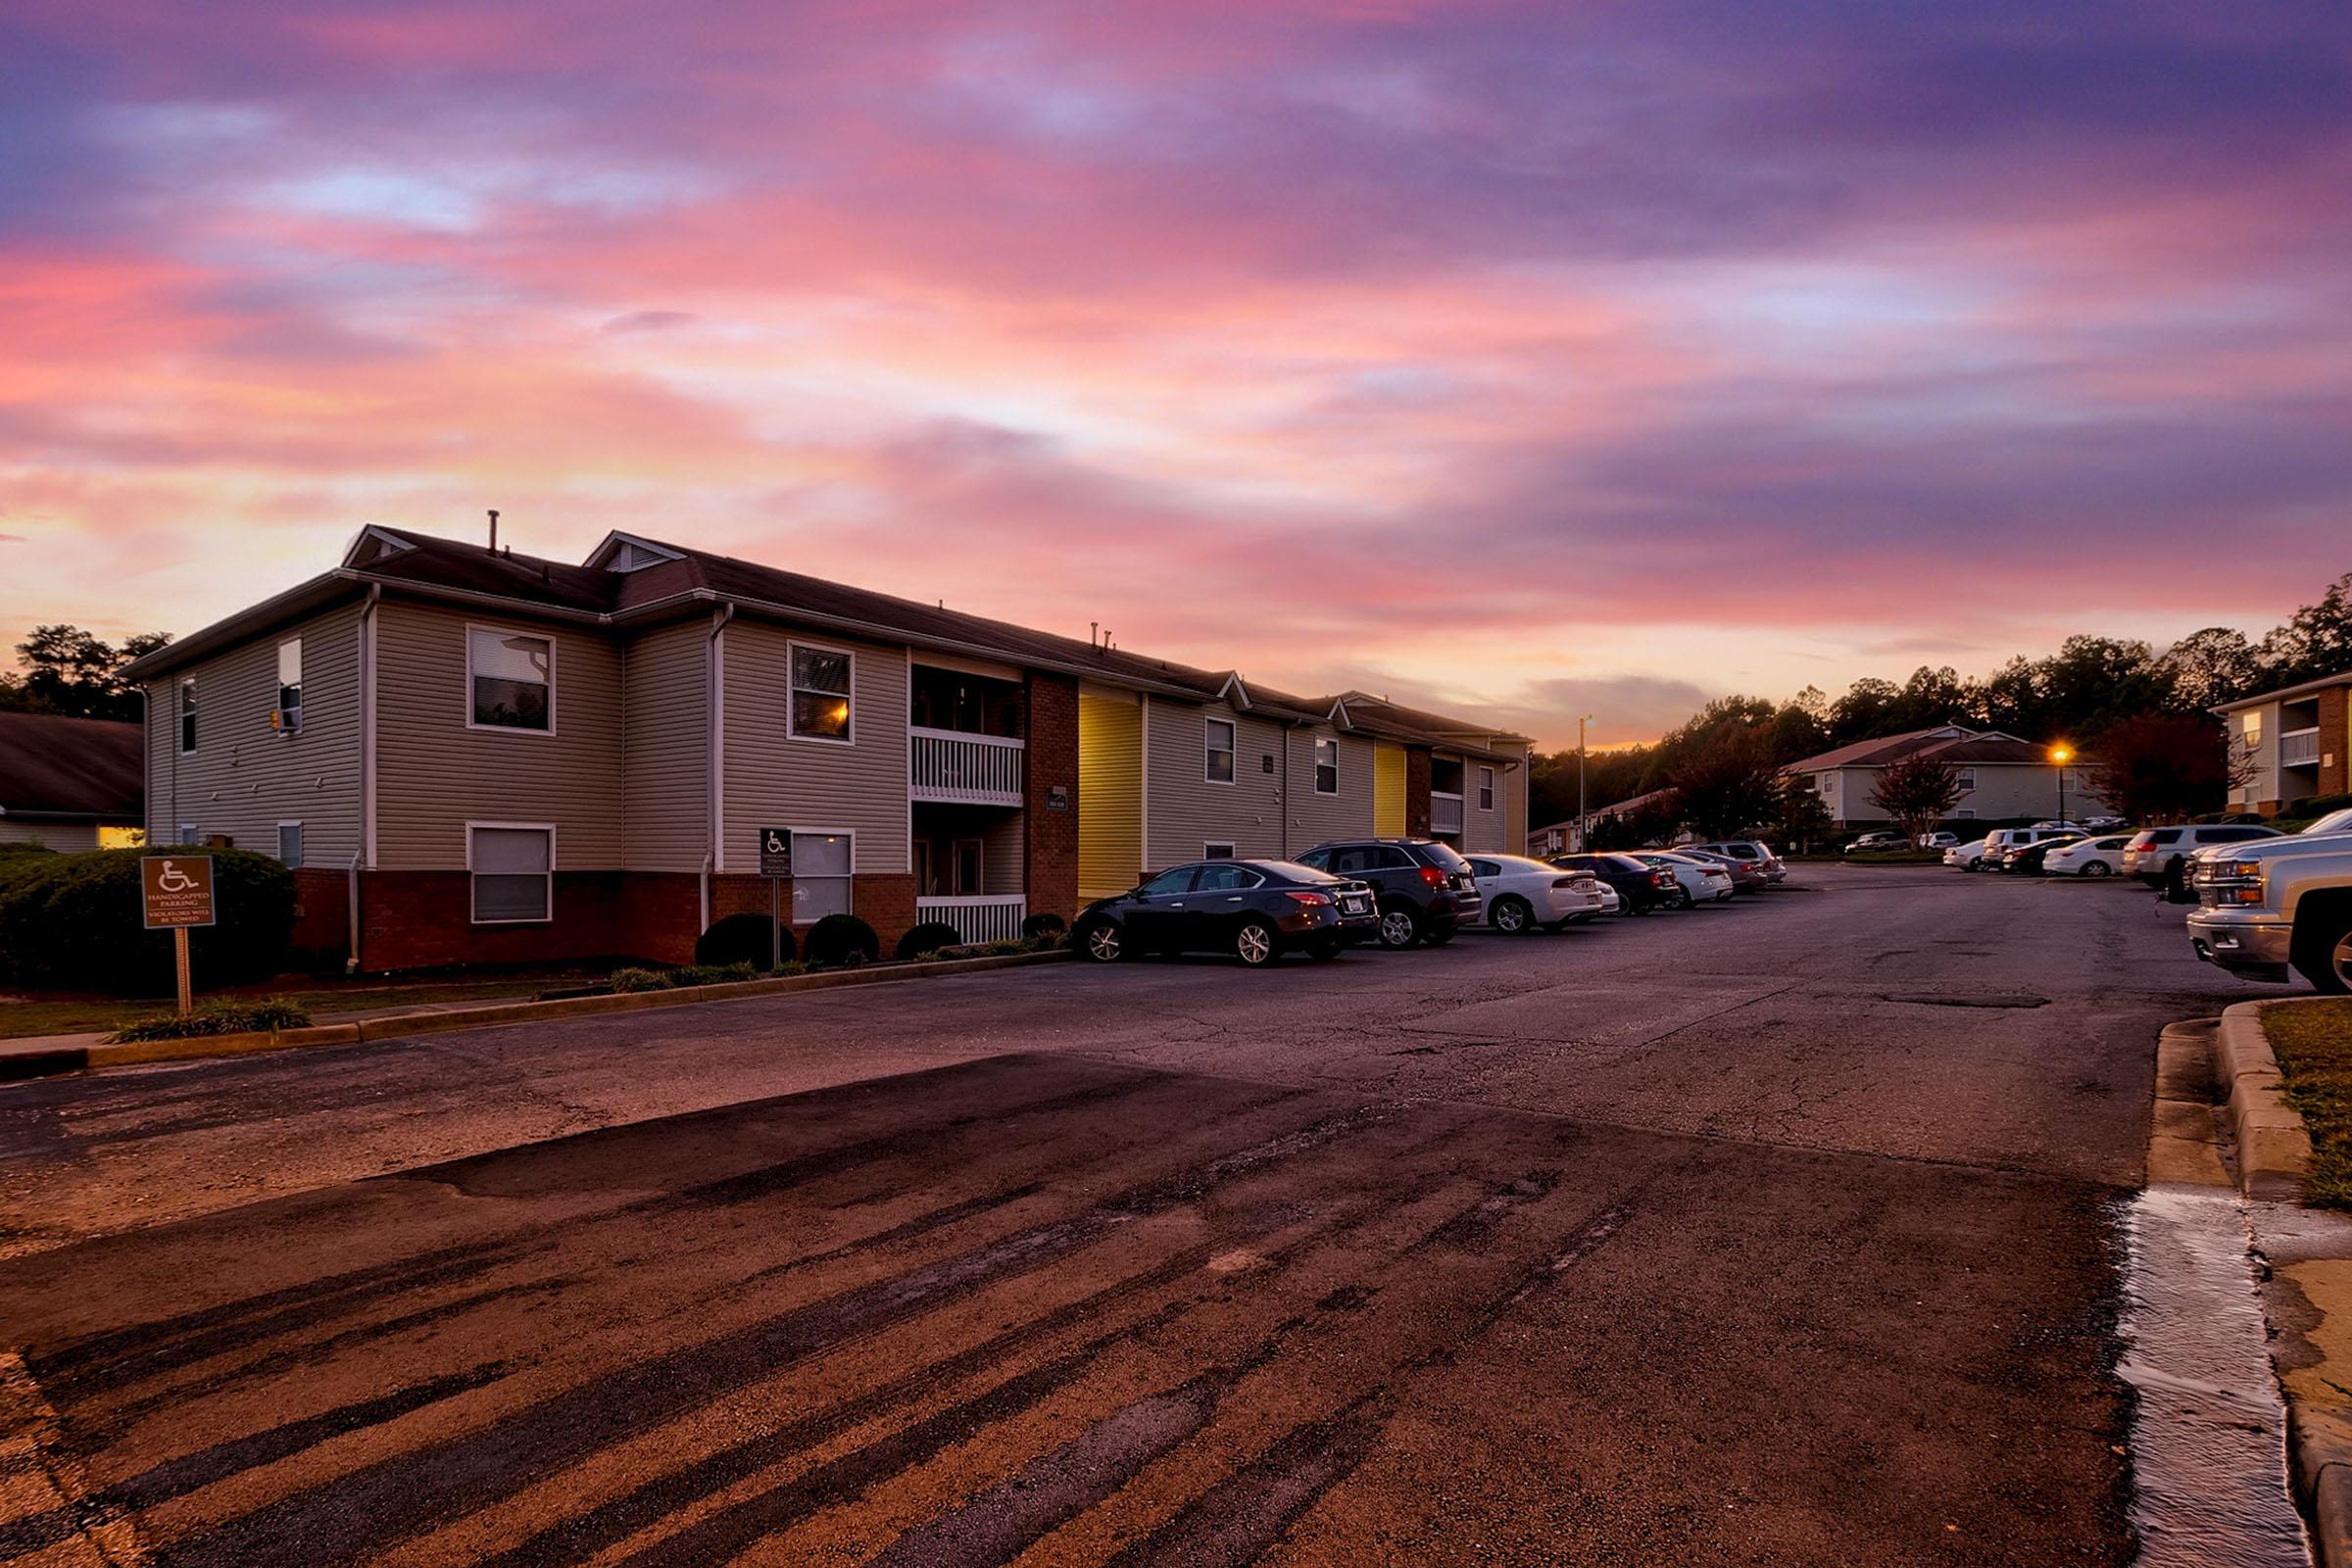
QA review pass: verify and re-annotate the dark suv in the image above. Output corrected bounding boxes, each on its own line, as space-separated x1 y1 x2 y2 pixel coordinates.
1296 838 1483 949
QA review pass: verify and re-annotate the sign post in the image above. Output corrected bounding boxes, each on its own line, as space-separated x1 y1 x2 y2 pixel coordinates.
140 855 218 1016
759 828 793 969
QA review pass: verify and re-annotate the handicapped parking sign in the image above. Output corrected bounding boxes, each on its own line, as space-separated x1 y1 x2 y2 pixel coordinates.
141 855 216 929
759 828 793 878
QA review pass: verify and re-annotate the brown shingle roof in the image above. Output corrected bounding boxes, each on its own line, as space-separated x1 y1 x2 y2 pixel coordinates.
0 712 143 821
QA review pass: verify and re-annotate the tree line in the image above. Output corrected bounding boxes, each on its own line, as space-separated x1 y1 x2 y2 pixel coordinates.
0 626 175 723
1531 570 2352 843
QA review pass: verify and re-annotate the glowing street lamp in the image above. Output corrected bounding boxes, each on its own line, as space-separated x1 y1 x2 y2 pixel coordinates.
2050 744 2074 824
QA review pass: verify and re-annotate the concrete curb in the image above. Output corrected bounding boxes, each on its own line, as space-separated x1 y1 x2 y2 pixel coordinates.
8 949 1074 1082
2213 1000 2314 1202
2291 1403 2352 1568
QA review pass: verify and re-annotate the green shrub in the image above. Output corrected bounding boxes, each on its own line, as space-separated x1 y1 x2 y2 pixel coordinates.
609 966 670 993
765 960 807 978
895 920 964 961
806 913 880 967
107 997 312 1043
695 913 794 968
610 960 759 993
2287 793 2352 818
0 847 296 997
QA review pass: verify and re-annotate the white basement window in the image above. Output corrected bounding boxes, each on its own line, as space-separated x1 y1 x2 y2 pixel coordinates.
468 627 554 732
789 644 854 742
470 824 553 923
791 831 853 921
1204 717 1236 784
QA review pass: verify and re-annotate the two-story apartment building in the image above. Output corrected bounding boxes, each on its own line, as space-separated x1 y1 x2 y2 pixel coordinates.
2218 669 2352 815
1786 725 2107 828
124 526 1526 970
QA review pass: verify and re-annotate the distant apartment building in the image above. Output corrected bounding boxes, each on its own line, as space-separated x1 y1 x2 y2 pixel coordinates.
122 527 1526 970
2217 669 2352 814
0 711 144 852
1785 726 2105 828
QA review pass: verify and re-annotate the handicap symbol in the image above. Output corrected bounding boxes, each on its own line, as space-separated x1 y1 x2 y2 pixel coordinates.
764 831 787 855
156 861 198 893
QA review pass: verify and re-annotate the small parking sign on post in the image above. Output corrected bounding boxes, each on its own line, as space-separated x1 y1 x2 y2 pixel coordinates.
141 855 216 1015
759 829 793 968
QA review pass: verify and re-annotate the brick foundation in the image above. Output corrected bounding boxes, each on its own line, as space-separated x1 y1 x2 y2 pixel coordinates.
288 867 353 965
1026 672 1080 927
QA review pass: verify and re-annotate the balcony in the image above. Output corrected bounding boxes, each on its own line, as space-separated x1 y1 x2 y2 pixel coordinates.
910 726 1024 807
1431 791 1464 835
2282 727 2322 768
915 894 1028 944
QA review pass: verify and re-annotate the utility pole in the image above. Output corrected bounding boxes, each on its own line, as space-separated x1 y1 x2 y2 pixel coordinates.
1577 713 1592 851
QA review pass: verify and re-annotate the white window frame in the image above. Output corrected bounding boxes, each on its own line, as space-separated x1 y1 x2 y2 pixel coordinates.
1955 808 1976 819
786 640 857 746
1478 766 1495 811
1314 736 1340 797
1203 716 1236 786
466 820 556 925
789 826 857 923
1956 767 1977 790
276 819 304 868
177 822 199 846
465 622 558 736
178 679 197 754
1203 840 1237 859
275 638 303 733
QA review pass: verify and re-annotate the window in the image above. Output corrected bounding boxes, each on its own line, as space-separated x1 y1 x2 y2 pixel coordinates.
1818 775 1834 795
178 680 197 753
275 639 303 729
788 644 853 742
1204 841 1237 859
1204 718 1236 784
178 823 199 846
791 830 853 921
1294 849 1330 870
2243 713 2264 747
1260 753 1276 774
1314 738 1339 796
953 838 983 895
1140 866 1197 896
1469 858 1499 878
469 627 553 732
1955 808 1976 819
1956 768 1977 790
1478 766 1494 810
276 821 304 867
2060 768 2079 789
1196 863 1263 891
469 825 553 923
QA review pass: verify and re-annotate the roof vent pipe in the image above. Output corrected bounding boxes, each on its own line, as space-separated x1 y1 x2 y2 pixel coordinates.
487 509 499 553
1090 621 1099 649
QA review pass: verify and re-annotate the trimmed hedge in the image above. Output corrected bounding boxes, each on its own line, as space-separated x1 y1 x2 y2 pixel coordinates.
610 961 760 993
895 921 964 961
108 997 312 1043
695 913 795 968
805 913 880 967
0 847 296 996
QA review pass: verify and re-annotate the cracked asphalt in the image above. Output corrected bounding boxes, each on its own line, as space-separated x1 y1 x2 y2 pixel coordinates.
0 864 2279 1563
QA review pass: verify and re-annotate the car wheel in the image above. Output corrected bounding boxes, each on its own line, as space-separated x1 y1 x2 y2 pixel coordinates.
1423 922 1458 947
1377 903 1423 950
1673 887 1694 909
1234 917 1277 967
1492 896 1534 934
2082 860 2113 878
2293 909 2352 995
1079 920 1123 962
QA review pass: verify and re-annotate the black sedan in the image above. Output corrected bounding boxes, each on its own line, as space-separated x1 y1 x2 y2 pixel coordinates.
1074 858 1380 966
2005 834 2084 876
1547 852 1676 914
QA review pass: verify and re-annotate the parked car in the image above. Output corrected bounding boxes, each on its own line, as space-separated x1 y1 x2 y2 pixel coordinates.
1074 858 1378 966
1631 851 1737 907
2188 833 2352 992
1844 832 1905 855
1982 826 2090 871
1687 840 1788 883
1463 855 1613 932
2300 808 2352 838
2121 824 2282 887
1917 832 1960 850
2083 815 2127 830
2003 833 2086 875
1296 837 1483 949
2042 833 2134 877
1943 837 1989 871
1676 847 1770 894
1547 852 1676 914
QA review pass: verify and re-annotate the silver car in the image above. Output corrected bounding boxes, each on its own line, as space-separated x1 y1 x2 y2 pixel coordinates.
1633 852 1738 906
1686 840 1788 884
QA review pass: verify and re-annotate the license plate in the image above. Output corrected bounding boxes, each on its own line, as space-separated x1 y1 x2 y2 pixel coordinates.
1341 896 1368 914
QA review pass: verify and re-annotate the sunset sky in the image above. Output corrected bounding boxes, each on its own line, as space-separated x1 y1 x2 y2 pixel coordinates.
3 0 2346 748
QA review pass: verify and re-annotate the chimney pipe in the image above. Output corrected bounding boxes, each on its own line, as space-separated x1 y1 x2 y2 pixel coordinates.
1090 621 1099 649
487 509 500 553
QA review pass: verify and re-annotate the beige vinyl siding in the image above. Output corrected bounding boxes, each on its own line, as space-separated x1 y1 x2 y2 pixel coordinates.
375 602 623 869
1283 728 1375 851
622 620 709 872
979 812 1025 895
143 601 364 863
1373 743 1406 836
1497 741 1530 851
720 621 909 875
1467 759 1505 852
0 818 99 851
2232 705 2278 808
1146 699 1286 864
1077 686 1143 898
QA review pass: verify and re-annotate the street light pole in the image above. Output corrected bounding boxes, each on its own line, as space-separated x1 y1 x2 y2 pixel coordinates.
2051 744 2073 825
1577 713 1592 851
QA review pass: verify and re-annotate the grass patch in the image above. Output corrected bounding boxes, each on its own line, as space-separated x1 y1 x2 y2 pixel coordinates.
107 998 312 1044
2267 1001 2352 1208
0 966 609 1041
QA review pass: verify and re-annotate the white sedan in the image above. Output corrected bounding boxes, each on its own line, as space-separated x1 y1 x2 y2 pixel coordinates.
1464 855 1614 933
2044 833 2134 877
1632 852 1737 906
1943 838 1988 870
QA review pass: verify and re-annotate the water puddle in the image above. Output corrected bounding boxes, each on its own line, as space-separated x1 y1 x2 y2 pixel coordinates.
2119 1184 2309 1567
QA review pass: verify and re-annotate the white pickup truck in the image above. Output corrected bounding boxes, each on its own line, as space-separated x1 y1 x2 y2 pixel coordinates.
2186 808 2352 992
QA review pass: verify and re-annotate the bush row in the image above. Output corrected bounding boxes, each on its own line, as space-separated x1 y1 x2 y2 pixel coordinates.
107 997 313 1043
0 847 296 997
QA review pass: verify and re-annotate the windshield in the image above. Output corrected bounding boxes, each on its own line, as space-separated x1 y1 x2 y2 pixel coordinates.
1417 843 1474 873
2305 808 2352 836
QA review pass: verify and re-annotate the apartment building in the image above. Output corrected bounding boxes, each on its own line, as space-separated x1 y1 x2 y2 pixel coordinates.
0 712 144 851
2218 669 2352 814
124 526 1525 969
1786 725 2107 828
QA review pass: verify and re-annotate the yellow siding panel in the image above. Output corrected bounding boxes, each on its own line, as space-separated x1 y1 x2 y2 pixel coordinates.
1079 690 1142 898
1374 743 1406 836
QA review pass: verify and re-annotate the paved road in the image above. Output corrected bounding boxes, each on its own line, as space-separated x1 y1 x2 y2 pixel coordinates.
0 866 2283 1564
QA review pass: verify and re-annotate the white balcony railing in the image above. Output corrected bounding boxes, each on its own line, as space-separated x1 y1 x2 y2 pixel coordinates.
910 726 1025 806
1431 791 1464 834
2281 727 2322 768
915 894 1028 945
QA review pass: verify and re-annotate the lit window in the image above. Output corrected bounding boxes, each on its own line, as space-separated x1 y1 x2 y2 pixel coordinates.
469 628 553 731
470 825 553 922
1478 766 1495 810
789 645 854 742
792 831 853 920
277 822 304 867
1204 718 1235 784
1315 737 1339 796
179 680 197 753
275 639 303 730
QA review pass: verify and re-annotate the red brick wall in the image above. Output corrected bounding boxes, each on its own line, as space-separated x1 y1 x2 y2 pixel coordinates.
1405 748 1433 837
711 871 919 956
358 871 623 971
1026 672 1080 926
288 867 352 963
618 872 703 966
2322 689 2349 799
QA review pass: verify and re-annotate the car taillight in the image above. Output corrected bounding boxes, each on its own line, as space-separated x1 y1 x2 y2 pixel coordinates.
1418 866 1446 887
1651 870 1673 886
1551 876 1584 889
1284 891 1332 907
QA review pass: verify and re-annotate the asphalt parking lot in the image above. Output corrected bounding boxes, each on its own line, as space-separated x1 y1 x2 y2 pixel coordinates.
0 865 2282 1564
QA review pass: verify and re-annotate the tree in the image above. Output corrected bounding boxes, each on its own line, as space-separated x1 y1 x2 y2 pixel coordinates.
1764 691 1828 764
2259 572 2352 687
1828 678 1901 745
1867 756 1968 845
1769 773 1834 853
0 625 170 720
1669 729 1781 839
2157 627 2261 713
2082 714 2236 825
